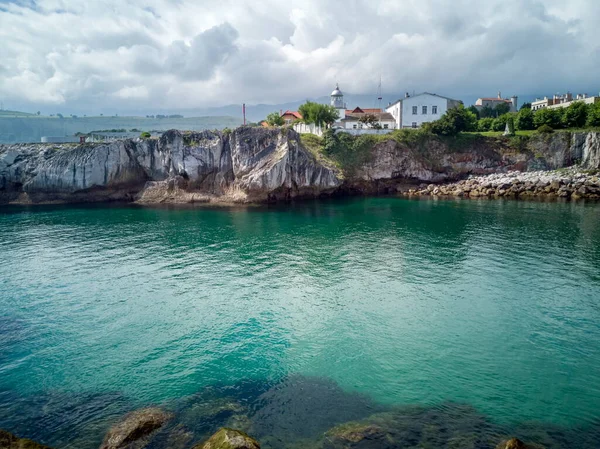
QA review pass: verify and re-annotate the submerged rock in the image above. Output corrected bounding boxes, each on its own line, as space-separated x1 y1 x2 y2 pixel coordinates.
496 437 546 449
192 428 260 449
99 407 172 449
324 423 392 449
0 429 52 448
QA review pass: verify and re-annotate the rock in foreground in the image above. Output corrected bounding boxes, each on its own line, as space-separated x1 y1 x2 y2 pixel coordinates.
496 437 545 449
192 428 260 449
402 168 600 200
0 429 52 449
99 407 172 449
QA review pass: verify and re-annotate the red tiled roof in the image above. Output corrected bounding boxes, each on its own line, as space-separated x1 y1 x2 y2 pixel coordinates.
281 110 303 119
346 107 382 114
478 98 511 102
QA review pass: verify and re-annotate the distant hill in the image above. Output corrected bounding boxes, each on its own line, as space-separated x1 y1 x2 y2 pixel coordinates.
0 110 36 117
0 115 242 143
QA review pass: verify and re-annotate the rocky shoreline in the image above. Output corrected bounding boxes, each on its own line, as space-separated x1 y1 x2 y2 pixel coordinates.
1 128 600 206
400 168 600 200
0 413 542 449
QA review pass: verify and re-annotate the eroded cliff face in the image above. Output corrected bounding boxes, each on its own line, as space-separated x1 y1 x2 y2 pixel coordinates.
353 131 600 188
0 127 340 204
1 128 599 205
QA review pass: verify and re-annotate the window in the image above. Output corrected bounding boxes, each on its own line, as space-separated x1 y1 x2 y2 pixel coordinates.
358 123 363 129
412 106 417 115
422 106 427 115
353 124 357 129
383 124 389 129
432 106 438 114
412 122 417 128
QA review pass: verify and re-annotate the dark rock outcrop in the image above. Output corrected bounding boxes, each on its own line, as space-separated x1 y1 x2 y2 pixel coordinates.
0 429 52 449
99 407 172 449
192 428 260 449
496 437 546 449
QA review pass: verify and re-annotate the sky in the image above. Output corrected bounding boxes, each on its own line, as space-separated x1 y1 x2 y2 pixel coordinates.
0 0 599 115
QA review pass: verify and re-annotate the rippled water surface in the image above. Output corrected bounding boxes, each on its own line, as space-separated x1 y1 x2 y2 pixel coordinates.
1 198 599 448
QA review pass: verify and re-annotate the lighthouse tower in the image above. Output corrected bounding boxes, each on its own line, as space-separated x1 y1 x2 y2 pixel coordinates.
330 84 346 120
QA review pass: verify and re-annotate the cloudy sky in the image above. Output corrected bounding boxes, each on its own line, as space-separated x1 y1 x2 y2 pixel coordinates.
0 0 599 113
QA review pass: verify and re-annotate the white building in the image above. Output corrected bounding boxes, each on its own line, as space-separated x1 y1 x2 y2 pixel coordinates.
532 92 600 111
385 92 462 129
474 92 518 112
330 85 396 130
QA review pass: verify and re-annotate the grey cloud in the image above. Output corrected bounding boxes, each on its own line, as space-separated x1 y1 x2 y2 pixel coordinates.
0 0 598 112
165 22 239 80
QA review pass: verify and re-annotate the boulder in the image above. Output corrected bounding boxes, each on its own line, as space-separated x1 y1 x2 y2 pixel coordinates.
192 428 260 449
324 423 392 449
99 407 172 449
0 430 52 449
495 437 545 449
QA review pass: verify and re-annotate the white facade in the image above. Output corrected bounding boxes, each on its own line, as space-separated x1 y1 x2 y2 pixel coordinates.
330 84 346 120
339 116 396 130
386 93 462 129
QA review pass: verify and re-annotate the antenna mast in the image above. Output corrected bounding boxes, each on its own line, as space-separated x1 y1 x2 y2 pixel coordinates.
377 76 383 128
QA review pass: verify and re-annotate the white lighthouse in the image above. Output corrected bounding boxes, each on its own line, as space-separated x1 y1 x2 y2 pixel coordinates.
330 84 346 120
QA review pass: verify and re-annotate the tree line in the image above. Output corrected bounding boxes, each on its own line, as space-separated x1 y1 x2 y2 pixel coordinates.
424 100 600 136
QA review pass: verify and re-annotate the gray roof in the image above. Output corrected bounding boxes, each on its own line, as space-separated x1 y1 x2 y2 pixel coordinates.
331 84 343 97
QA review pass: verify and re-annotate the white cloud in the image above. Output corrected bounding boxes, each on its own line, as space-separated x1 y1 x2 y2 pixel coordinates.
0 0 598 112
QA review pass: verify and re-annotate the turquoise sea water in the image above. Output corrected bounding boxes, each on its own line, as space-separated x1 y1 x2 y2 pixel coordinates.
0 198 599 448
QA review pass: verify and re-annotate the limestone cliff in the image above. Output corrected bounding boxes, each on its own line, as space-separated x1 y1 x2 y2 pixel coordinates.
353 131 600 186
0 127 340 204
1 128 599 205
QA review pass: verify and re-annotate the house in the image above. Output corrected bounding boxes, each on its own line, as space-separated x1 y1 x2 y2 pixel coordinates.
385 92 462 129
330 85 395 130
338 107 396 130
475 92 518 112
532 92 599 111
280 110 302 124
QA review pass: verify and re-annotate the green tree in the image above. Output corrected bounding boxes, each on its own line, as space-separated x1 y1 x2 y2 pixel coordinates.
298 101 339 126
491 113 512 132
494 102 511 116
358 113 382 129
265 111 284 126
562 101 588 128
479 105 494 118
520 102 532 110
428 105 475 136
515 108 535 130
140 131 152 139
586 102 600 127
477 117 494 132
467 105 480 119
533 108 561 129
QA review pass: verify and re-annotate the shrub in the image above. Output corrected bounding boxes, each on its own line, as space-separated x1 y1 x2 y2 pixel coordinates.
265 112 284 126
587 102 600 127
562 101 588 128
537 124 554 134
491 114 512 132
505 116 515 135
534 108 562 129
428 105 476 136
140 131 152 139
515 108 535 130
477 117 494 132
